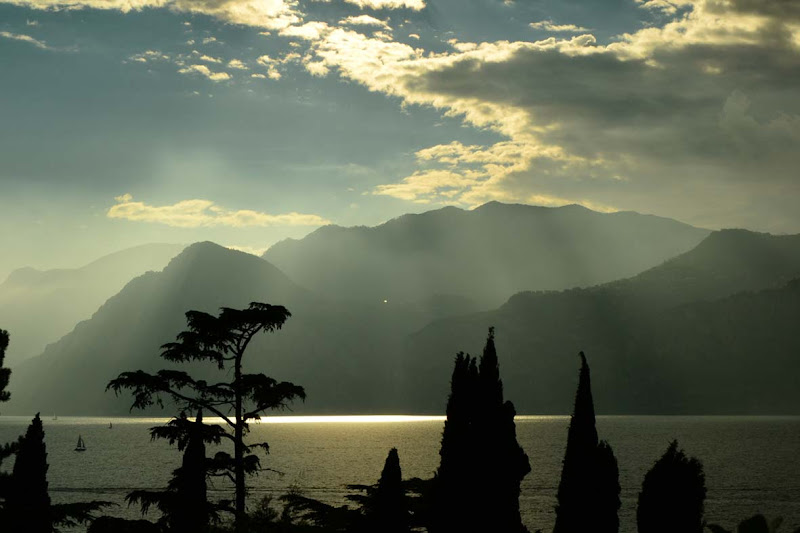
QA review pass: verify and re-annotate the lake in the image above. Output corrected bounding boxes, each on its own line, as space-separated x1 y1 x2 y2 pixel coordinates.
1 415 799 532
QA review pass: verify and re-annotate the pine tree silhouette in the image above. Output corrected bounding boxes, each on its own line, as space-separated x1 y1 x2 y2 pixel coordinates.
637 440 706 533
432 328 530 533
553 352 621 533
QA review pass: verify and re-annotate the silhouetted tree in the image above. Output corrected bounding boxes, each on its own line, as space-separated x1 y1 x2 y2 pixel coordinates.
0 328 17 514
707 514 800 533
126 410 226 532
0 329 10 403
432 328 530 533
353 448 410 533
637 440 706 533
107 302 305 532
553 352 621 533
5 413 51 533
3 413 108 532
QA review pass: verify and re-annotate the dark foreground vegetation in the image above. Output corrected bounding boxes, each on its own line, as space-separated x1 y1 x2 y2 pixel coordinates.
0 306 797 533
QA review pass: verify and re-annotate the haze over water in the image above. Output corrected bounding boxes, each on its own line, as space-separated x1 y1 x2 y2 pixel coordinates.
1 415 798 533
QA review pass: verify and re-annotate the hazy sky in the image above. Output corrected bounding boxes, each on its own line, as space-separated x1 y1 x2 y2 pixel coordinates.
1 0 799 278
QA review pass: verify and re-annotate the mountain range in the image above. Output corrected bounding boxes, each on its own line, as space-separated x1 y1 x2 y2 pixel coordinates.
0 243 184 366
3 203 799 415
264 202 710 307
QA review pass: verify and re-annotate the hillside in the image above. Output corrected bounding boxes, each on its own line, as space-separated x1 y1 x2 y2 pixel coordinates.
4 242 472 415
400 230 800 414
0 243 185 366
263 202 710 307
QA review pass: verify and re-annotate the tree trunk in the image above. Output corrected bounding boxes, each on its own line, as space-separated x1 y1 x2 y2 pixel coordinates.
234 354 245 532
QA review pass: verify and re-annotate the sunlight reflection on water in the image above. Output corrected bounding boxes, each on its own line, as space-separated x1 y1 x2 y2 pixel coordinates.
1 415 798 533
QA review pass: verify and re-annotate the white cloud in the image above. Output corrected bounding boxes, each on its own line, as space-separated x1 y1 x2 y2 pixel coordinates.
0 30 49 49
279 21 331 41
107 194 331 228
297 0 800 218
339 15 391 31
2 0 302 30
342 0 424 10
177 64 231 81
198 54 221 63
529 20 591 33
228 58 248 69
251 73 267 78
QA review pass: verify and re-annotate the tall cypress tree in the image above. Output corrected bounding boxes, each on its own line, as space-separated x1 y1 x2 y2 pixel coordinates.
366 448 410 533
475 327 530 533
5 413 52 533
432 352 475 533
0 329 10 404
432 329 530 533
0 328 16 515
637 440 706 533
553 352 621 533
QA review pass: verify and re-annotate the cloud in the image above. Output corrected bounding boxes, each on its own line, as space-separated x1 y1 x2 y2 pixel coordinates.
0 30 49 49
198 54 221 63
529 20 591 33
228 58 248 69
177 63 231 81
225 244 270 256
297 0 800 220
107 194 331 228
2 0 302 30
342 0 424 10
339 15 391 30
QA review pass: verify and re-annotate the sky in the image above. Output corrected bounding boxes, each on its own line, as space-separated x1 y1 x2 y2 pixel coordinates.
1 0 799 279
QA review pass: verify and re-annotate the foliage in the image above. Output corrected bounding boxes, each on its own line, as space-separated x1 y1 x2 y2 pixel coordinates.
3 413 110 532
107 302 305 531
554 352 621 533
707 514 800 533
637 440 706 533
126 410 229 532
432 328 530 533
0 328 9 403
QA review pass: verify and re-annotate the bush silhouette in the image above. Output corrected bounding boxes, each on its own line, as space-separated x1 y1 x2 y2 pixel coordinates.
637 440 706 533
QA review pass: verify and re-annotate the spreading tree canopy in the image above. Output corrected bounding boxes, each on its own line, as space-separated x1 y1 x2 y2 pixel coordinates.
107 302 305 532
553 352 621 533
637 440 706 533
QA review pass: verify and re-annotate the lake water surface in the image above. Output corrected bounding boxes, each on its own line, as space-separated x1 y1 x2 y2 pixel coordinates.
1 415 798 532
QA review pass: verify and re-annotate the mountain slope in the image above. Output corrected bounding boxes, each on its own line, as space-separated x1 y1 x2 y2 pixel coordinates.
0 243 185 365
400 230 800 414
263 202 710 307
5 242 470 415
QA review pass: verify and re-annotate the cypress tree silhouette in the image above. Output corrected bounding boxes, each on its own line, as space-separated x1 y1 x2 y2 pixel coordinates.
637 440 706 533
553 352 621 533
367 448 410 533
0 329 10 404
126 410 224 532
2 413 109 533
5 413 51 533
108 302 305 532
0 328 17 516
432 328 530 533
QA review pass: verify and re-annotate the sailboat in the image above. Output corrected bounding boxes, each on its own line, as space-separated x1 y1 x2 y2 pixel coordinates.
74 435 86 452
